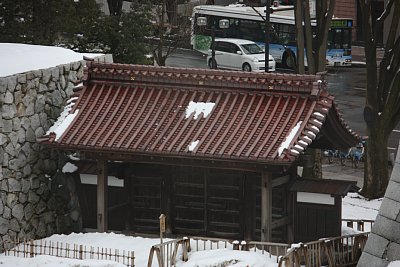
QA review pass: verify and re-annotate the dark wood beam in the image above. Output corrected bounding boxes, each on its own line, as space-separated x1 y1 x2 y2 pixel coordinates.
77 151 287 173
271 216 291 229
97 159 108 232
261 171 272 242
271 175 291 187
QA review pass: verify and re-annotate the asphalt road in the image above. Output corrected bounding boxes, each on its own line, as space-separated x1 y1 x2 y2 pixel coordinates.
165 49 400 162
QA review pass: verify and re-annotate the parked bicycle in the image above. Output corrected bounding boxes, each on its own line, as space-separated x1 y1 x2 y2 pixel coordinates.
323 149 349 166
324 140 365 168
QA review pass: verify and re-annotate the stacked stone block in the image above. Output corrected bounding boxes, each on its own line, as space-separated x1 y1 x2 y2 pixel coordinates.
0 55 112 251
357 143 400 267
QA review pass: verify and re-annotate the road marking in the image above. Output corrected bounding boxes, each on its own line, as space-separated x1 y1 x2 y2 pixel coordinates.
388 147 397 150
393 129 400 133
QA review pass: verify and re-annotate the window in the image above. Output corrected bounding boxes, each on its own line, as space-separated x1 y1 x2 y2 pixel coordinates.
215 41 231 52
240 43 263 54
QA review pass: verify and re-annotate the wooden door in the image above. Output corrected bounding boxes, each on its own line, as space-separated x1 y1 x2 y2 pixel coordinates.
128 165 164 232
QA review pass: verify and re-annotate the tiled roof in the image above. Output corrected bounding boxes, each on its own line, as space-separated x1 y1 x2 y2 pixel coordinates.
40 62 359 165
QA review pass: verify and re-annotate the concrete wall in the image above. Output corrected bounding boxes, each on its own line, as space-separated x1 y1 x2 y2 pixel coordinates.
357 143 400 267
0 55 112 250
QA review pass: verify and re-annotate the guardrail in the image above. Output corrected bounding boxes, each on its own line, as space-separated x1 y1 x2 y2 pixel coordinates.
3 239 135 267
278 232 369 267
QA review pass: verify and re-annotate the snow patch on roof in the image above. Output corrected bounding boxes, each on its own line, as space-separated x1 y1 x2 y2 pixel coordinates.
62 162 78 173
311 125 320 132
278 121 302 156
46 98 79 141
307 131 316 139
188 140 200 151
313 111 324 119
185 101 215 119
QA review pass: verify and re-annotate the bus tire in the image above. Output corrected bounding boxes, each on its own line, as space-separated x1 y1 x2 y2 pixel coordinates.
242 63 252 72
208 58 217 69
283 52 296 69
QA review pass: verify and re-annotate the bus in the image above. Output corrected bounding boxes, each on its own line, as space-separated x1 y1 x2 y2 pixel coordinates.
191 4 353 67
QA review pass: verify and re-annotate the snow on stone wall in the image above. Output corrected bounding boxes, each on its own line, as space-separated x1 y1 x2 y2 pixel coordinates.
0 55 112 251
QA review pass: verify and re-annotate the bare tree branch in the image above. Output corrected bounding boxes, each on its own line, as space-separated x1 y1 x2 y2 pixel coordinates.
375 0 395 33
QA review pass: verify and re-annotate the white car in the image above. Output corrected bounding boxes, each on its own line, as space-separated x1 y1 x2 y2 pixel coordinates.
207 38 276 72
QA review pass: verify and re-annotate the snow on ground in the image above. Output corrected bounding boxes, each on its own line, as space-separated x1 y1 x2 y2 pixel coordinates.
0 43 103 77
0 255 126 267
0 233 278 267
0 192 382 267
342 192 382 220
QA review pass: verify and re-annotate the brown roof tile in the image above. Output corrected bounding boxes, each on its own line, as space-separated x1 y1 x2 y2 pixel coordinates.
40 63 359 165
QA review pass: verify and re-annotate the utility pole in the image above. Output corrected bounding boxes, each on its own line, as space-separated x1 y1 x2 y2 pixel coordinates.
264 0 271 72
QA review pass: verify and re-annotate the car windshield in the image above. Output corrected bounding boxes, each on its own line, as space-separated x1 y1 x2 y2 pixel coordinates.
240 43 263 54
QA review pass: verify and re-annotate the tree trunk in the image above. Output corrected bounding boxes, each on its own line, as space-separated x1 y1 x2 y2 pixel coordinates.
294 0 305 74
361 125 389 198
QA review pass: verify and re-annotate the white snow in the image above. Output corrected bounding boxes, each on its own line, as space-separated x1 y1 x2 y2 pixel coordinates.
342 193 382 221
313 112 324 119
185 101 215 119
307 131 316 139
299 140 308 146
46 98 79 141
0 43 103 77
278 121 302 156
62 162 78 173
176 249 277 267
0 233 277 267
188 140 200 151
311 125 320 132
0 255 126 267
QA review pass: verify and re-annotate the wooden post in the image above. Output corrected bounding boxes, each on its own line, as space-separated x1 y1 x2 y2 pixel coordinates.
97 159 108 232
243 175 255 241
261 171 272 242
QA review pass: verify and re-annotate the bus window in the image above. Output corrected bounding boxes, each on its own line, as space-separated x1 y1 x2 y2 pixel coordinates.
276 24 296 45
342 29 351 49
327 28 352 49
237 19 264 42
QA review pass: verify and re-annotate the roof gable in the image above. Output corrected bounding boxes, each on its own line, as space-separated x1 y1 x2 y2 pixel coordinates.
40 63 359 166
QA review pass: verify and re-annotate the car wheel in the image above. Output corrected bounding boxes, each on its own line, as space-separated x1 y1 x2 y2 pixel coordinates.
243 63 252 72
283 52 296 69
208 58 217 69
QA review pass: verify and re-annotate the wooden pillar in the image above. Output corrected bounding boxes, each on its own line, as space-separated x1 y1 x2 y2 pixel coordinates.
243 175 255 241
97 159 108 232
261 171 272 242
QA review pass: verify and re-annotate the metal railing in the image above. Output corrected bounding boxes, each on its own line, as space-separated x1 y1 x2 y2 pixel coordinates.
3 239 135 267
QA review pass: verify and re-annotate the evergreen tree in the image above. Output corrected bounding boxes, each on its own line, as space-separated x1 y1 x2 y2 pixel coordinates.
93 2 153 64
0 0 32 43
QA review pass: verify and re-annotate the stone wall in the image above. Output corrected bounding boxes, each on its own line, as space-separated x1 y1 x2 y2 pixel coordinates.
357 142 400 267
0 55 113 250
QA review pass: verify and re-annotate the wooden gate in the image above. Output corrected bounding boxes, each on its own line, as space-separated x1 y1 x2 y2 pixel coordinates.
172 167 243 239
